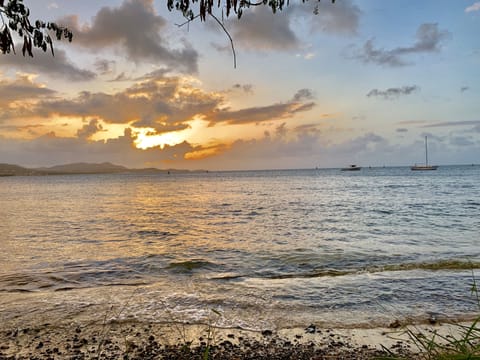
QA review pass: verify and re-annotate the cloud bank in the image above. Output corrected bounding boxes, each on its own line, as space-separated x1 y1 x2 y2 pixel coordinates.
218 0 360 52
367 85 420 100
351 23 450 67
60 0 198 73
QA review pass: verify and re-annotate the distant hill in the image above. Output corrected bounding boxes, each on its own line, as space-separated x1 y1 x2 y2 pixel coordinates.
35 162 129 174
0 162 197 176
0 163 44 176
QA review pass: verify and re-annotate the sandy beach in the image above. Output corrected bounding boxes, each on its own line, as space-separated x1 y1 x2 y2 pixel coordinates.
1 317 470 359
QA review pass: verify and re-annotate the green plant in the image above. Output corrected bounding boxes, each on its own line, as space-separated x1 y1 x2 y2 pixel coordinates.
93 289 140 358
382 270 480 360
202 308 222 360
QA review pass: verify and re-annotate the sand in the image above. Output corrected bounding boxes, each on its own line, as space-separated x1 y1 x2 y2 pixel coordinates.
1 317 472 359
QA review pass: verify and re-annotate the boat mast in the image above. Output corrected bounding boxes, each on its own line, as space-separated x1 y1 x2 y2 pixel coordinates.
425 136 428 166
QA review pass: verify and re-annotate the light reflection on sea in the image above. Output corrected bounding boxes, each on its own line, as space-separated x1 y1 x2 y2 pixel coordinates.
0 166 479 330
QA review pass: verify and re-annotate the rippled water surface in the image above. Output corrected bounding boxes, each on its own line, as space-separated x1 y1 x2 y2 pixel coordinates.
1 166 479 329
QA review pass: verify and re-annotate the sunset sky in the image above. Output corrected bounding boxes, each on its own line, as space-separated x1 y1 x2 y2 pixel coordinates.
0 0 479 170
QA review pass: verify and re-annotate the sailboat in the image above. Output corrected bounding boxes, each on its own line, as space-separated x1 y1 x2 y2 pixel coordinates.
341 164 361 171
411 136 438 171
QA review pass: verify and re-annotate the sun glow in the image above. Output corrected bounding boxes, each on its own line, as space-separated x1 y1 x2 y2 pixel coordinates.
134 128 186 149
133 117 208 150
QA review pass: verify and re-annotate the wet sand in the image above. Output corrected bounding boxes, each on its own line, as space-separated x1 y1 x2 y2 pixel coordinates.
1 318 466 359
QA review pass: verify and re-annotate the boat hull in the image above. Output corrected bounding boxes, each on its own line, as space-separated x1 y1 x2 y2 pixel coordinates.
411 165 438 171
341 166 361 171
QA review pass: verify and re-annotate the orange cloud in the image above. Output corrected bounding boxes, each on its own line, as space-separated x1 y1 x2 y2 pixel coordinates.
184 143 230 160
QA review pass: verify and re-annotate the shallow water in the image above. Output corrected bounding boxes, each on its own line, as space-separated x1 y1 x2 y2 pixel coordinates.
1 166 479 329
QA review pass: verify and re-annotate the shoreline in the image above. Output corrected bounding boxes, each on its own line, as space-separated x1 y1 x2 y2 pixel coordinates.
0 318 471 359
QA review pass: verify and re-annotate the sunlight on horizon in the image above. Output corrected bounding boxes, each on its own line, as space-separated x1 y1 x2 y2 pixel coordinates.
134 128 185 149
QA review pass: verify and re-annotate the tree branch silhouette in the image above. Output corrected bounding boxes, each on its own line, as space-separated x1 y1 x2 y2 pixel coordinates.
1 0 335 60
0 0 72 56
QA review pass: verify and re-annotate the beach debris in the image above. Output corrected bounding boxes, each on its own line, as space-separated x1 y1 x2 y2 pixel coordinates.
305 324 316 334
261 329 273 337
389 320 401 328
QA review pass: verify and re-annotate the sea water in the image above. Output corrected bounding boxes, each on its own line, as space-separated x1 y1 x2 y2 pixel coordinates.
1 166 479 330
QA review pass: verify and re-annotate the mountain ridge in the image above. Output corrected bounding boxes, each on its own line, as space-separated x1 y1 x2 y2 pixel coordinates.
0 162 195 176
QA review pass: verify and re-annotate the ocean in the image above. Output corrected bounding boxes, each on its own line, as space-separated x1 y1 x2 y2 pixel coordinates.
1 166 479 331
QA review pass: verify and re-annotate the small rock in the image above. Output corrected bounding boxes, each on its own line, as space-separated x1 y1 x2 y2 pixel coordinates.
221 340 233 348
305 324 316 334
389 320 401 328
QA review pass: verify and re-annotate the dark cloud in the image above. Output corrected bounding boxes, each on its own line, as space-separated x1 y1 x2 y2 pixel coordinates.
61 0 198 73
232 84 254 94
397 120 429 125
30 75 222 129
275 122 288 138
293 88 315 102
294 123 322 134
421 121 480 135
110 72 130 82
0 74 206 129
367 85 419 99
208 91 315 126
228 8 300 51
2 71 312 133
0 49 96 81
351 23 450 67
460 86 470 93
220 0 359 52
0 75 58 123
0 75 56 108
77 118 104 140
422 120 480 128
94 59 116 75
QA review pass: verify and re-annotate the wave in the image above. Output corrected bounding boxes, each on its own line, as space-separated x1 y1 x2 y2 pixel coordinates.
2 257 478 293
166 260 218 272
264 259 480 280
0 269 149 293
136 230 176 238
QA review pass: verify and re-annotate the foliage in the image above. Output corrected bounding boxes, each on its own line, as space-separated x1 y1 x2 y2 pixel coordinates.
169 0 335 22
1 0 336 61
0 0 72 56
0 0 335 69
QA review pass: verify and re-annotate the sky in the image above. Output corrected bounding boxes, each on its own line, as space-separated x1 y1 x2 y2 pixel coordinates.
0 0 479 170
